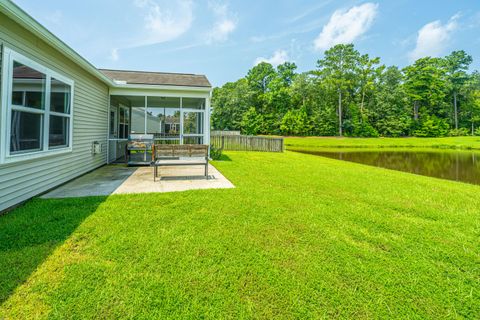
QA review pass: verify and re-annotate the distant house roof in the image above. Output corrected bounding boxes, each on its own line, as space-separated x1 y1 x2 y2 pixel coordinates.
99 69 212 88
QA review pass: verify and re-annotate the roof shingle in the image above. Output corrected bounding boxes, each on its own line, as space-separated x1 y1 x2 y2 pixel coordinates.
99 69 211 88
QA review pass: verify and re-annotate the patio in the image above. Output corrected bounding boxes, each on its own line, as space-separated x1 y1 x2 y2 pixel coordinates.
41 164 234 199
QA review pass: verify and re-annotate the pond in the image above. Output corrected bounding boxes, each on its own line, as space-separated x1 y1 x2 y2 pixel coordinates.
295 149 480 185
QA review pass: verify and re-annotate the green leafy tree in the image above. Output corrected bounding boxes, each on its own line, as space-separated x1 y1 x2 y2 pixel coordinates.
461 71 480 134
372 67 411 136
280 108 311 136
212 44 475 138
246 62 276 94
211 79 253 130
403 57 449 128
414 116 450 137
317 44 360 136
240 107 264 135
358 54 382 117
445 50 473 129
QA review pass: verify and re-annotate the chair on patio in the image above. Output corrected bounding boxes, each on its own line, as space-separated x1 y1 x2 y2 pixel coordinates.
151 144 209 182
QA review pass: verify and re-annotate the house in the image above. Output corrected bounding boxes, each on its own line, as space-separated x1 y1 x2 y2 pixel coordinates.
0 0 212 212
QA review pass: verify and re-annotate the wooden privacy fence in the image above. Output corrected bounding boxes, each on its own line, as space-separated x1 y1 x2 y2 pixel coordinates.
210 130 241 136
211 135 284 152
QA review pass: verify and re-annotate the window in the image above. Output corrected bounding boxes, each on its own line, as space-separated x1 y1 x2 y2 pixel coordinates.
147 97 181 141
10 111 43 152
118 106 129 139
49 115 69 148
50 77 71 114
183 111 204 135
182 97 205 110
107 95 208 147
182 98 205 145
2 48 74 161
110 110 117 137
10 62 46 153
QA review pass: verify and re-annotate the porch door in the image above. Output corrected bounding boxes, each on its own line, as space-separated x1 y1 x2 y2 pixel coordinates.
109 107 118 139
181 109 205 145
118 105 130 139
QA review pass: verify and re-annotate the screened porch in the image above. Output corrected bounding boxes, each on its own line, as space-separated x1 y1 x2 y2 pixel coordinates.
108 94 210 164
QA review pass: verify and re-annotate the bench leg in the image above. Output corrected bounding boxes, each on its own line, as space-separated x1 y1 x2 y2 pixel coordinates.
205 163 209 180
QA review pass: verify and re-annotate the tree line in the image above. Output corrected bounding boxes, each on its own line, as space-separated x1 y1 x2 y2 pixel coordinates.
212 44 480 137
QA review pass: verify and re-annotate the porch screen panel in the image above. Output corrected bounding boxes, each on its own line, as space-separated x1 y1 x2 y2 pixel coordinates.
183 112 204 135
147 97 181 140
182 98 205 110
131 107 146 134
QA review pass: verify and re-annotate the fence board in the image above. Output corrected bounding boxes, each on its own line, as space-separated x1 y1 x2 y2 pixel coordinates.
210 130 241 136
210 135 284 152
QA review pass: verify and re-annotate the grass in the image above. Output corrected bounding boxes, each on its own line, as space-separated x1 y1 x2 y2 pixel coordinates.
1 151 479 319
285 136 480 151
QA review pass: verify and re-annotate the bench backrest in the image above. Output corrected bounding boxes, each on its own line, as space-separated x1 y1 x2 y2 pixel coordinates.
153 144 208 160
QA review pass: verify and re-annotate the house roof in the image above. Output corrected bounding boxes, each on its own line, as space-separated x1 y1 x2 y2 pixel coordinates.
99 69 212 88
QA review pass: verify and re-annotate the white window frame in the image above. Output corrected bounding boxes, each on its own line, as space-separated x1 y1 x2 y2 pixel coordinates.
0 47 74 164
181 97 207 145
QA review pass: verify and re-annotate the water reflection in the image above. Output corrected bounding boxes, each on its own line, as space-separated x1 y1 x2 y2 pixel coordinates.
295 149 480 185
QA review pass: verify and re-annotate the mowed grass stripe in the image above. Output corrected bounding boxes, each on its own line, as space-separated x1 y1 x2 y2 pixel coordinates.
0 151 479 319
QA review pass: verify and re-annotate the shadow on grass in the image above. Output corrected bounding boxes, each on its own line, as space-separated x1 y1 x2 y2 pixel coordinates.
217 154 232 162
0 196 107 304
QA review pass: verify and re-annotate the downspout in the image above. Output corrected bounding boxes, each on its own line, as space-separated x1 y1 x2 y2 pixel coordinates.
106 88 111 164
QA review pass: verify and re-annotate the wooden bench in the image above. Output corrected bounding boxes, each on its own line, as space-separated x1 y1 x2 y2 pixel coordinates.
151 144 209 181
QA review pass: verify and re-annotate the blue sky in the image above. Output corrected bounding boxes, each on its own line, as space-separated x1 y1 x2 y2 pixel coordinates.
13 0 480 87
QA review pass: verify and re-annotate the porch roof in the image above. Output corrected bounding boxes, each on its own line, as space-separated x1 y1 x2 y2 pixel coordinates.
99 69 212 88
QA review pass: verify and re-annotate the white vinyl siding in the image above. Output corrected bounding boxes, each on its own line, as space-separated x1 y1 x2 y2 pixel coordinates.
0 12 109 212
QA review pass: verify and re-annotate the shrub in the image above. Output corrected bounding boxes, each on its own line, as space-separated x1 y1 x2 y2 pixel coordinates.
448 128 469 137
280 108 311 136
348 116 379 137
210 145 223 160
475 127 480 136
414 116 450 137
353 122 379 137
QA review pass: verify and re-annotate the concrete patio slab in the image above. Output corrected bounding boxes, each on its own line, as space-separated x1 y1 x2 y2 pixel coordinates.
42 164 235 199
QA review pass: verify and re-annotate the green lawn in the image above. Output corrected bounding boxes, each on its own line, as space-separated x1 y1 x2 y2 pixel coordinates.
1 151 479 319
285 136 480 151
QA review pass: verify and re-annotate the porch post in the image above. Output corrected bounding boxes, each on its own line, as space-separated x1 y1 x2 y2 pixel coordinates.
180 97 184 145
205 96 211 147
144 96 147 135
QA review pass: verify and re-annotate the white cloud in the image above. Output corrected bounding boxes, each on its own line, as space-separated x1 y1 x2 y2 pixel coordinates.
134 0 194 46
408 14 460 61
287 1 333 24
110 48 119 61
314 3 379 51
254 50 289 67
206 1 237 43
